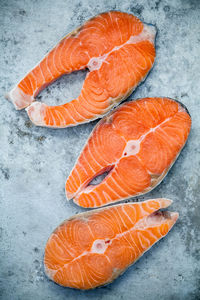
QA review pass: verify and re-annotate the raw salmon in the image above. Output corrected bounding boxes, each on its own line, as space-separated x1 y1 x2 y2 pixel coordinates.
66 97 191 208
6 11 156 128
44 198 178 289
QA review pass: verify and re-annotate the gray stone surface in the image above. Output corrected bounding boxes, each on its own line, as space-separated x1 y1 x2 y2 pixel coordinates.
0 0 200 299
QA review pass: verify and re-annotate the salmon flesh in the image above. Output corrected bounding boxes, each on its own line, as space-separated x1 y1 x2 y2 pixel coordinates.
6 11 156 128
65 97 191 207
44 198 178 289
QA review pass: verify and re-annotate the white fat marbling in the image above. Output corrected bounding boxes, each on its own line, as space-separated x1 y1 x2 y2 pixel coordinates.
87 23 156 72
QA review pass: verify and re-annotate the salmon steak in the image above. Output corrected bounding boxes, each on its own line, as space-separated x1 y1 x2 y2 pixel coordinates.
44 198 178 289
6 11 156 128
66 97 191 208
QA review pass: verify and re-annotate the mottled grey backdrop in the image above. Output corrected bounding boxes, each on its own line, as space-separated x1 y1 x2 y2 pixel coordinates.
0 0 200 299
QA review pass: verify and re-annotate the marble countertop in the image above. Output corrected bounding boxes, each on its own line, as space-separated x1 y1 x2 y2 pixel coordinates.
1 0 200 299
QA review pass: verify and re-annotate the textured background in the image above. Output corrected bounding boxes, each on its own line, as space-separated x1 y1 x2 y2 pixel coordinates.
0 0 200 299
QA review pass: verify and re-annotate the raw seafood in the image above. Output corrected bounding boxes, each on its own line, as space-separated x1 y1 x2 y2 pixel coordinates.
44 198 178 289
6 11 156 128
66 97 191 207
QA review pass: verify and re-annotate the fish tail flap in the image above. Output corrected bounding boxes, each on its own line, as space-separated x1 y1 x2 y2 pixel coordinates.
26 102 47 126
133 210 179 255
158 198 173 208
5 86 34 110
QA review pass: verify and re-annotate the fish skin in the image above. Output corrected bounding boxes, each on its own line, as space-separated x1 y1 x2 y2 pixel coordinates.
44 198 178 290
6 11 156 128
65 97 191 208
